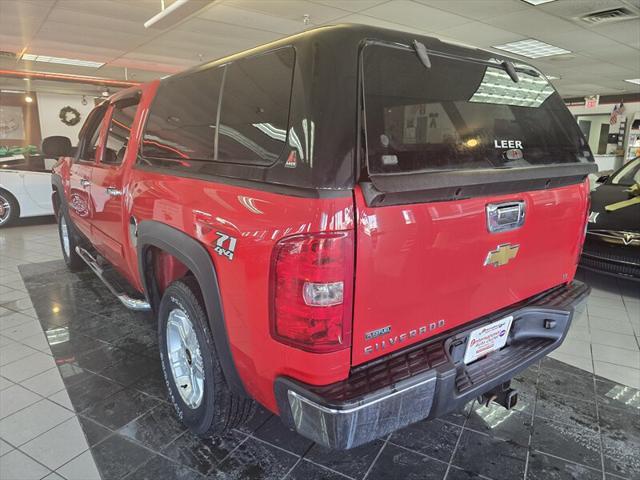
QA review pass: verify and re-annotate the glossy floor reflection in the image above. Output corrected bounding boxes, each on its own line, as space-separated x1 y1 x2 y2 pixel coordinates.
0 222 638 480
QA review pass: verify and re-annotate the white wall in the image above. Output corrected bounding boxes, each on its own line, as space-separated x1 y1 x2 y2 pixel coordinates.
37 92 96 144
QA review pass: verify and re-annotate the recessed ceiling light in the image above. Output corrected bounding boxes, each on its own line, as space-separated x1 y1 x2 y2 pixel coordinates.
24 95 33 103
493 39 571 59
520 0 557 5
624 78 640 85
21 53 104 68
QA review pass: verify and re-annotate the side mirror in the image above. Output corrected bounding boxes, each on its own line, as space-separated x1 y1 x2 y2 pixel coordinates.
596 175 609 184
42 136 72 158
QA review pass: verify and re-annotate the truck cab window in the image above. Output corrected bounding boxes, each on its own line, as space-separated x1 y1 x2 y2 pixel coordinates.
103 96 140 165
77 106 107 163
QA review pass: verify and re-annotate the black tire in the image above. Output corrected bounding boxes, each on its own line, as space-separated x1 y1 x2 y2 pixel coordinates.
158 276 255 436
0 189 19 228
57 207 85 271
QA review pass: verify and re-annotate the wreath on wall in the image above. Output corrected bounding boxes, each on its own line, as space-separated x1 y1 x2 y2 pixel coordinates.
59 106 81 126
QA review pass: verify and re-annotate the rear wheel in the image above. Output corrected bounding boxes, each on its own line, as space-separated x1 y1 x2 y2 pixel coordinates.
158 276 255 436
0 190 19 228
58 208 84 271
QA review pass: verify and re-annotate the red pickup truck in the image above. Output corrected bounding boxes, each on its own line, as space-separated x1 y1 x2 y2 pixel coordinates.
43 24 595 449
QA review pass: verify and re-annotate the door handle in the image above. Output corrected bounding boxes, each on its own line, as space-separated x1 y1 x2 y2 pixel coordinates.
80 179 90 188
106 186 123 197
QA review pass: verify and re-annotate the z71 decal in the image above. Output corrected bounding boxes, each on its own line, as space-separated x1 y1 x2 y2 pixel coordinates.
214 232 237 261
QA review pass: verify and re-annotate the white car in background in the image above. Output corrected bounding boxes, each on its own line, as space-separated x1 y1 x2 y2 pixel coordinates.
0 156 55 227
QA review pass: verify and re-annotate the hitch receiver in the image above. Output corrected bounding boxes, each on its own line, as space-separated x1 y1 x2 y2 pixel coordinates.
478 381 518 410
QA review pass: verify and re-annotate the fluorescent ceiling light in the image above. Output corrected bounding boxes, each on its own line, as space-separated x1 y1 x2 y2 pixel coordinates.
520 0 557 5
144 0 208 29
21 53 104 68
546 75 559 80
624 78 640 85
493 39 571 59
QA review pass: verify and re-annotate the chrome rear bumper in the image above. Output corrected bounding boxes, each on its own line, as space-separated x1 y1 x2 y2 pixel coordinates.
275 281 590 449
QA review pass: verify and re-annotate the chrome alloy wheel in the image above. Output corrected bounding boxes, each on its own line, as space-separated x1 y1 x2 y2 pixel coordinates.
0 194 11 226
59 215 70 257
166 308 205 409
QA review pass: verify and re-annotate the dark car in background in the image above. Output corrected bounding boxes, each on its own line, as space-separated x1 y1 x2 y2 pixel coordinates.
581 157 640 280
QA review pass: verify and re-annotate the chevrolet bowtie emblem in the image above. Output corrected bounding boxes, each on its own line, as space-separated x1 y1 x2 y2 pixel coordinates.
484 243 520 267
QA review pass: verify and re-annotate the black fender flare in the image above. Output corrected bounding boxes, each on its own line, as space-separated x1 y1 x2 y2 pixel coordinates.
136 220 248 398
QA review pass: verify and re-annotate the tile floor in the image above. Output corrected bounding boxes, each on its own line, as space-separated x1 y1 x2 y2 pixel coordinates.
0 219 638 480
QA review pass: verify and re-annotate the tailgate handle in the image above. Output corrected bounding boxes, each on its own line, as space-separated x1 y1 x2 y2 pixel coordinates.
486 201 525 233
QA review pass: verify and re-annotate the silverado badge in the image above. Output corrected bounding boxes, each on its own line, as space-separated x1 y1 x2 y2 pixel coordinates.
484 243 519 268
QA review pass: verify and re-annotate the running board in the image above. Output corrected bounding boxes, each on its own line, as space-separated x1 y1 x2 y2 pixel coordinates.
75 247 151 311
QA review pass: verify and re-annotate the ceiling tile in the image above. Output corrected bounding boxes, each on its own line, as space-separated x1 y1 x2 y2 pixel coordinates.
52 0 162 22
198 4 306 34
359 0 472 31
582 45 640 69
109 57 182 75
589 20 640 49
47 7 155 40
559 82 627 95
434 22 525 47
538 29 621 53
222 0 350 24
484 9 583 37
130 17 280 64
175 16 281 43
0 0 53 50
332 13 429 35
311 0 390 12
413 0 529 21
118 51 196 69
35 20 150 51
23 38 125 63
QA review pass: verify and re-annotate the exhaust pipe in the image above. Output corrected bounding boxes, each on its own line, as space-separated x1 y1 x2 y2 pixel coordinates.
478 381 518 410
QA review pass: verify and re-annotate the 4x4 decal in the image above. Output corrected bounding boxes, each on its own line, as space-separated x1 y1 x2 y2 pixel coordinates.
214 232 237 261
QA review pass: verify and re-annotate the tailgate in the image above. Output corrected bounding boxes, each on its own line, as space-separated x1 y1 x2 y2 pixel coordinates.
351 181 589 366
352 40 594 365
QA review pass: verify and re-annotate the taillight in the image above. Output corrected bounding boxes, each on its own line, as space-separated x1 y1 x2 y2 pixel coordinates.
270 231 354 353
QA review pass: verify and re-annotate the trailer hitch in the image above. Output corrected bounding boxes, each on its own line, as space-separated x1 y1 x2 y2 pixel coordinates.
478 381 518 410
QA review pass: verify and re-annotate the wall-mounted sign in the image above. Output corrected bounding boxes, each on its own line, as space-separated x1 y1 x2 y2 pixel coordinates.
584 95 599 109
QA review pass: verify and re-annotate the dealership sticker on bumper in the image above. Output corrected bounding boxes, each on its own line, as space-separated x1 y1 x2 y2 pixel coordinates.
464 316 513 364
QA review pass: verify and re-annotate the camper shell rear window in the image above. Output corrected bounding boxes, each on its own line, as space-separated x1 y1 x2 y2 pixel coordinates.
362 43 593 176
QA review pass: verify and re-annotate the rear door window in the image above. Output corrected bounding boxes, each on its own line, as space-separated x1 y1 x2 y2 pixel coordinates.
142 68 224 161
362 44 592 175
217 48 294 165
141 47 294 169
